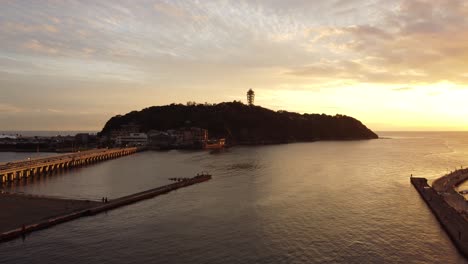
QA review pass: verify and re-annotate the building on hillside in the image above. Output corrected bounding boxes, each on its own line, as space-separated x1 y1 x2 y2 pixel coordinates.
0 134 17 140
74 133 98 148
135 127 219 149
147 130 176 149
174 127 208 149
116 133 148 146
75 133 90 145
110 124 140 141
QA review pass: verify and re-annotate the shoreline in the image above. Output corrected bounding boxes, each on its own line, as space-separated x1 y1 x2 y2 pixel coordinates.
0 137 379 154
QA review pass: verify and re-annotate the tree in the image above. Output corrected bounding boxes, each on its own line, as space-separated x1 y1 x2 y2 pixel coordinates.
247 89 255 106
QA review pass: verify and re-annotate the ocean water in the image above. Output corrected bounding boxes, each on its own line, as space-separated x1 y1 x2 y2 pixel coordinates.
0 132 467 263
0 131 97 137
0 152 56 164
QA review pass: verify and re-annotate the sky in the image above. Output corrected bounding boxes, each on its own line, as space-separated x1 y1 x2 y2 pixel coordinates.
1 0 468 131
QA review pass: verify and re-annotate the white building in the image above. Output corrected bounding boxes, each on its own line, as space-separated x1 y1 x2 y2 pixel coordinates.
0 134 17 139
116 133 148 146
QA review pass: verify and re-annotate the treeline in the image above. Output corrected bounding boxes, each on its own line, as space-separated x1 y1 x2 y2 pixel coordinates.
100 102 378 144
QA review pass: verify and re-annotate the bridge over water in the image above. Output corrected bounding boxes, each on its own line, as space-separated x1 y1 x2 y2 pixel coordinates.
0 148 137 184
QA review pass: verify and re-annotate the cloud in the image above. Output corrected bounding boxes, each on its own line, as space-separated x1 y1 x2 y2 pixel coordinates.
0 103 24 113
1 0 468 131
47 108 65 113
22 39 59 54
287 59 431 84
392 87 413 92
294 0 468 85
153 2 187 18
49 17 61 24
0 22 59 33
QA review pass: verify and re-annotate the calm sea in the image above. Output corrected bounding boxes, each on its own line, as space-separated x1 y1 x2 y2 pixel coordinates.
0 132 467 263
0 131 97 137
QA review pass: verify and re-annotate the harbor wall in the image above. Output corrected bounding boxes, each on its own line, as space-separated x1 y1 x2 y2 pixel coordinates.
411 177 468 258
0 175 211 243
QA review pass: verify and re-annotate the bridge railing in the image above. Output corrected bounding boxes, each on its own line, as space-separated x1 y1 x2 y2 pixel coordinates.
0 147 138 183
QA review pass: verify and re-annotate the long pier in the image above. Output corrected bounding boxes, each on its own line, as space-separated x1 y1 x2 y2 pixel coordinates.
411 176 468 258
0 148 138 184
0 174 211 243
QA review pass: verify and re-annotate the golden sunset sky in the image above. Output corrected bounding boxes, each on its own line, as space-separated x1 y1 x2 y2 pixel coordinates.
1 0 467 131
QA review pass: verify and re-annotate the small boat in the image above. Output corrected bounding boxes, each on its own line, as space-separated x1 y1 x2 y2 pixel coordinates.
204 139 226 150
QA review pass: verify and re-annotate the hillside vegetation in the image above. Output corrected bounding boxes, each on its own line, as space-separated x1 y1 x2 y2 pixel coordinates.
100 102 378 144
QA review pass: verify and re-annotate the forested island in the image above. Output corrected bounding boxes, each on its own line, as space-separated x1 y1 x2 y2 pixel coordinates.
99 102 377 145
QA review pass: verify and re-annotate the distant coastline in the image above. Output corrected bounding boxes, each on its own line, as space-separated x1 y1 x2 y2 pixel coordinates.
0 132 99 153
0 131 97 137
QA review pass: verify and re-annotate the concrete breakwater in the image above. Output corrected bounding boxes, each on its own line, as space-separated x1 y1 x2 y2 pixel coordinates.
0 174 211 243
433 168 468 193
411 177 468 258
0 147 138 184
433 169 468 212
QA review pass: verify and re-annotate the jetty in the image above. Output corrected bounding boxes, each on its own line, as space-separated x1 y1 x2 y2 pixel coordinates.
433 169 468 193
0 174 211 243
411 172 468 258
0 147 138 184
433 169 468 212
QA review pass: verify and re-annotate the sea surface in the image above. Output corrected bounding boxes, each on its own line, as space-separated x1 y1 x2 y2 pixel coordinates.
1 132 468 263
0 152 57 164
0 131 97 137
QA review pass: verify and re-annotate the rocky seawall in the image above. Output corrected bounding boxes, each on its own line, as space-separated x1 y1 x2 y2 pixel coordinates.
411 177 468 258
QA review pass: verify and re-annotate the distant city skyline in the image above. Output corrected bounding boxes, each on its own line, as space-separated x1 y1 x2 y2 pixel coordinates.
1 0 468 131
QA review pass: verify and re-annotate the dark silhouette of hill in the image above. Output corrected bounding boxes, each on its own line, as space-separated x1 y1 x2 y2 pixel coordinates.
99 102 378 144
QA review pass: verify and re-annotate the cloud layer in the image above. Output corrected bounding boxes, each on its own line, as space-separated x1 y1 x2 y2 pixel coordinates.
291 0 468 85
0 0 467 130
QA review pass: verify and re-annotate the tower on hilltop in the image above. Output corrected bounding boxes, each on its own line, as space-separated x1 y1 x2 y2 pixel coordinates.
247 89 255 106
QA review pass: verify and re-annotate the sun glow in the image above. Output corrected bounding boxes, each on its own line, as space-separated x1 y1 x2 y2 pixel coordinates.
254 81 468 131
1 0 468 131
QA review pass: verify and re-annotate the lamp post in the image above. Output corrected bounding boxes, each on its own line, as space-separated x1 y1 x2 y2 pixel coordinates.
27 157 31 177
